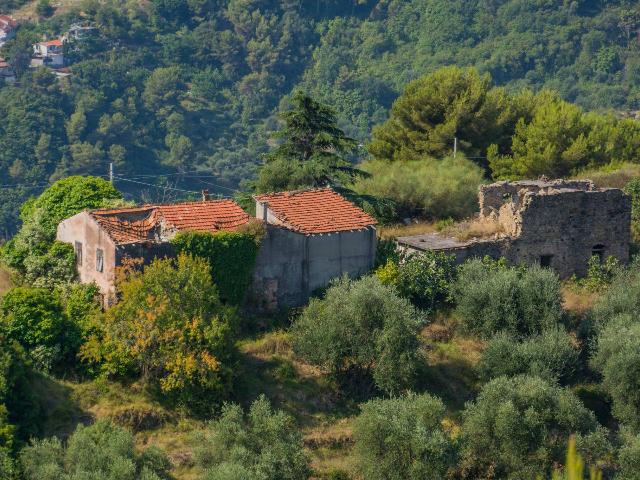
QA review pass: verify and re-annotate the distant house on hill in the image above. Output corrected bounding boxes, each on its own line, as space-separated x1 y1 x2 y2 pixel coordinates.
56 188 378 310
0 15 17 46
56 197 250 304
33 39 64 67
0 57 15 83
248 188 377 310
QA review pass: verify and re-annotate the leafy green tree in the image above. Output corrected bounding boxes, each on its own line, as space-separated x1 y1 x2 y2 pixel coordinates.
193 395 310 480
82 255 237 413
394 251 456 313
19 420 170 480
460 375 611 479
617 430 640 480
0 287 78 372
353 392 456 480
478 329 579 384
368 66 519 163
590 261 640 330
453 259 563 338
291 275 420 394
624 179 640 243
591 314 640 432
255 91 360 193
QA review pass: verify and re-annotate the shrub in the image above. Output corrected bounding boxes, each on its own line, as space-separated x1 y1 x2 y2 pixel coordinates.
591 314 640 432
624 178 640 244
0 287 78 371
460 375 610 479
193 395 310 480
81 255 238 413
171 228 262 305
351 156 484 220
478 329 579 384
19 420 170 480
395 251 457 313
353 392 456 480
590 261 640 330
617 430 640 480
453 259 563 338
291 276 420 394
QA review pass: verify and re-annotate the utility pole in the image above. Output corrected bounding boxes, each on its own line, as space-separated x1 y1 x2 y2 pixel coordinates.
453 137 458 158
109 162 113 184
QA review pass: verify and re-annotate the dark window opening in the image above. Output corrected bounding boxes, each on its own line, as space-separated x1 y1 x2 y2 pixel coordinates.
74 241 83 266
592 245 606 263
540 254 553 268
96 248 104 273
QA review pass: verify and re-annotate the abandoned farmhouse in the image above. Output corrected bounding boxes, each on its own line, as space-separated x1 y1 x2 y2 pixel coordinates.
57 180 631 309
398 179 632 278
56 188 377 309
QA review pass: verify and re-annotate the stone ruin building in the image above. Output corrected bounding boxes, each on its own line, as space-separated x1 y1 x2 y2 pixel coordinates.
397 179 632 278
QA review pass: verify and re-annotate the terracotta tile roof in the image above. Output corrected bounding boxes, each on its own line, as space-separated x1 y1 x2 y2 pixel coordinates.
0 15 17 30
90 199 250 244
254 188 376 234
38 39 63 47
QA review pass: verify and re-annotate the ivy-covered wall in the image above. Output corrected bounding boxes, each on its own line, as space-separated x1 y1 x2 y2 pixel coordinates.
171 228 262 305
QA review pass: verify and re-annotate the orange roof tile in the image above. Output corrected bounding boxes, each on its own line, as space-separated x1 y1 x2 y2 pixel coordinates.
38 39 63 47
254 188 376 235
90 199 250 244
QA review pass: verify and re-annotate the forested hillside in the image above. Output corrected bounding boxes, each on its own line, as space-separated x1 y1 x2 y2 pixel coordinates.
1 0 640 236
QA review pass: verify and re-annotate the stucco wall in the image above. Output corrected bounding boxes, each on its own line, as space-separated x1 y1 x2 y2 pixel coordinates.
248 225 376 311
57 211 117 298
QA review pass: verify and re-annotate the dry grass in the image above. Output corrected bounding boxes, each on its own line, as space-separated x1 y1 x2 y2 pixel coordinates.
0 266 12 295
11 0 83 21
378 222 437 240
561 283 600 317
439 216 505 241
239 330 291 358
574 162 640 189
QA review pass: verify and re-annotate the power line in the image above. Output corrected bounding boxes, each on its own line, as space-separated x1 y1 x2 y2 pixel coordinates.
113 176 203 194
0 183 51 190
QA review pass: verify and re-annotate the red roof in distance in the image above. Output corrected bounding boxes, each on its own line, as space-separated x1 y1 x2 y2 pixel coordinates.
89 199 250 244
38 39 63 47
254 188 376 235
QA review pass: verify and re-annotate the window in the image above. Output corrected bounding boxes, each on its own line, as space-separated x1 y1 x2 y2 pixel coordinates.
96 248 104 273
592 245 606 263
74 241 83 266
540 254 553 268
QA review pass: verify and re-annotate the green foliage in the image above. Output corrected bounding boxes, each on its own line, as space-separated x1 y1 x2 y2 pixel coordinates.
624 178 640 243
582 255 620 290
478 329 579 384
591 314 640 433
171 228 261 305
393 251 457 314
453 259 563 338
291 275 420 395
368 66 515 162
193 395 310 480
255 91 359 193
82 255 237 413
590 261 640 330
460 375 610 479
19 420 170 480
1 176 121 286
373 259 399 287
353 392 456 480
617 430 640 480
0 287 78 372
35 0 54 17
352 156 484 220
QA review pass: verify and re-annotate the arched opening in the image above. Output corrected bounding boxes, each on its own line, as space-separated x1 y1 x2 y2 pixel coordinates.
592 244 606 263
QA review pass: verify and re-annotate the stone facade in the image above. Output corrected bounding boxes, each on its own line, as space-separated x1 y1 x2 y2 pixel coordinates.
398 179 631 278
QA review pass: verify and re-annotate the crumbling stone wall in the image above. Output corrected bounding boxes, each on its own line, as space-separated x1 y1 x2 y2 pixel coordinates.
479 179 595 217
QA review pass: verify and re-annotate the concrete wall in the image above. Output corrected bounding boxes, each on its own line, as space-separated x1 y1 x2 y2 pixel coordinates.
248 225 376 311
57 212 118 298
398 238 508 265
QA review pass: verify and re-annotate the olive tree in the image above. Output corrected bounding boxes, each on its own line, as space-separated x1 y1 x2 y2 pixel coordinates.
460 375 610 479
353 392 456 480
291 275 421 395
